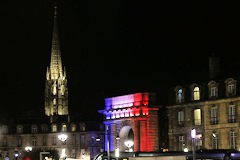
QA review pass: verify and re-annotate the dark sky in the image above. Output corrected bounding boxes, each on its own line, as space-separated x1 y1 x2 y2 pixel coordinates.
0 0 240 121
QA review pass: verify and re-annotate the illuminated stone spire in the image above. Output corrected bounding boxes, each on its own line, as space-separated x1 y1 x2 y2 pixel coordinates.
50 6 63 80
45 5 69 119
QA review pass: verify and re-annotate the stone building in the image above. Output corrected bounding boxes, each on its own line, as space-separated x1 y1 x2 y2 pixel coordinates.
0 5 104 160
168 56 240 151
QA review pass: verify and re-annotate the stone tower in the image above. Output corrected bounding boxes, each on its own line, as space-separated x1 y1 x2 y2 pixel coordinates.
45 6 69 119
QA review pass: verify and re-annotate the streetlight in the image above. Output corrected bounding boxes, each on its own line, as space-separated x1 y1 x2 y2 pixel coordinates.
58 134 68 160
115 135 120 160
191 128 196 160
25 146 32 152
106 126 110 160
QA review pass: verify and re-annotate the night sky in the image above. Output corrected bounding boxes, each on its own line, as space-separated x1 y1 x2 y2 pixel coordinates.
0 0 240 121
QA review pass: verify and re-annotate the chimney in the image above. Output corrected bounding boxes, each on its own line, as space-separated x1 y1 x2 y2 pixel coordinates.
209 55 220 79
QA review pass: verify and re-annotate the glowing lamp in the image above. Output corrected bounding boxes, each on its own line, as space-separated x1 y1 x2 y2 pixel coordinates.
58 134 68 142
191 128 196 139
14 153 19 157
115 148 119 158
25 146 32 152
212 133 216 138
124 140 134 148
184 148 188 152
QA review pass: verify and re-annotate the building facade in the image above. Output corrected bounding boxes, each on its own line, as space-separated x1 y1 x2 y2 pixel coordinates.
168 70 240 151
0 6 104 160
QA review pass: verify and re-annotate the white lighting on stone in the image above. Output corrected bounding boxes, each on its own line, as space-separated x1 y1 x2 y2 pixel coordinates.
184 148 188 152
191 128 196 139
58 134 68 142
25 146 32 152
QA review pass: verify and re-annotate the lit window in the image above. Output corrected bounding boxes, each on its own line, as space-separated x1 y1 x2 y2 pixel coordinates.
53 83 57 95
62 124 67 132
230 131 237 149
210 106 218 125
178 110 184 127
71 124 76 132
61 85 65 95
177 89 183 103
193 87 200 100
17 125 23 134
178 135 185 151
53 98 56 105
52 124 57 132
212 133 218 149
228 104 236 123
194 109 201 125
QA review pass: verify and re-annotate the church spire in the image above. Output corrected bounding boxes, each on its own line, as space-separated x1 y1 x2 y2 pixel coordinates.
50 6 63 80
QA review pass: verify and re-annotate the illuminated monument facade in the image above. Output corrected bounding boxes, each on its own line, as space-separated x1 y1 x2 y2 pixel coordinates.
45 6 69 120
99 92 161 152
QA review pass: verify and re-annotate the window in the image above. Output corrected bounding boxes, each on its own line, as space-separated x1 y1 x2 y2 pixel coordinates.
31 125 38 133
41 124 48 133
61 85 65 95
193 87 200 100
72 134 76 145
177 111 184 127
52 124 57 132
43 135 47 146
196 134 202 150
1 125 8 134
17 125 23 133
52 136 56 145
71 149 76 158
177 89 183 103
225 78 236 97
71 124 76 132
32 137 37 146
17 137 22 147
228 104 236 123
178 135 185 151
80 123 86 131
230 131 237 149
62 124 67 132
210 106 218 125
53 83 57 95
2 137 7 146
212 133 218 149
80 135 85 145
228 83 235 95
53 99 57 105
210 86 216 97
194 109 201 125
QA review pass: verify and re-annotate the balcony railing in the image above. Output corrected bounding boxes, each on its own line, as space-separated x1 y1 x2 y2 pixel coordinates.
210 118 218 125
178 121 184 127
228 115 236 123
